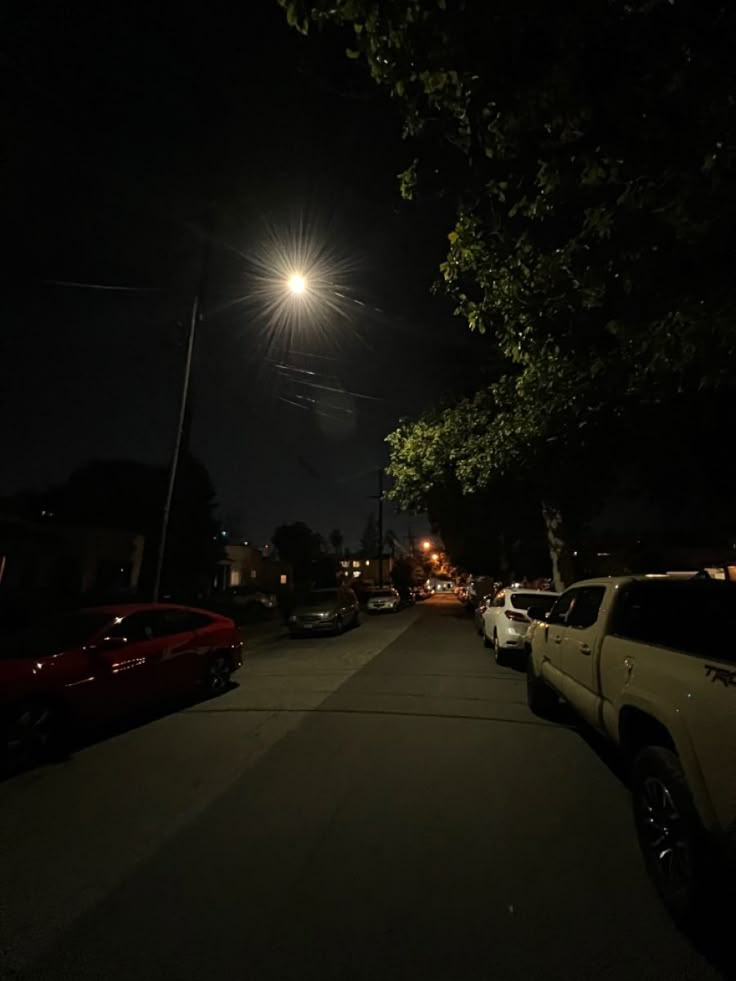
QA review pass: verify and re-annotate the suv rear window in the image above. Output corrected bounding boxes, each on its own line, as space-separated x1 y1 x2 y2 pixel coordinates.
611 580 736 659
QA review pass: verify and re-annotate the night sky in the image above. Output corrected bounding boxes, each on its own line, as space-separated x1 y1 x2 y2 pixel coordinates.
3 1 488 549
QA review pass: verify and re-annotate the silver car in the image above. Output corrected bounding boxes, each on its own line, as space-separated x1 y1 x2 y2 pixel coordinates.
288 587 360 636
366 587 401 613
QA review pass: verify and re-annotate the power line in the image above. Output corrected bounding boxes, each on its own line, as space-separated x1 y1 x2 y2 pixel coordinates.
45 280 162 293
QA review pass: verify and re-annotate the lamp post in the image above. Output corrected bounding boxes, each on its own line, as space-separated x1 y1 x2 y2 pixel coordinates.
151 262 308 601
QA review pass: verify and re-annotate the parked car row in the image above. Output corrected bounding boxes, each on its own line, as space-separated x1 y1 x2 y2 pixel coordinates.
469 571 736 923
287 583 420 637
527 575 736 922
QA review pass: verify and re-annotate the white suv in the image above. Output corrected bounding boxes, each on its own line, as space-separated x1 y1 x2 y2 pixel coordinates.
481 588 559 663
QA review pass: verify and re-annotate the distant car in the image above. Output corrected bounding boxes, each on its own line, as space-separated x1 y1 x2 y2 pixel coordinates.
0 603 242 774
413 585 431 601
394 585 415 607
226 587 277 610
481 588 560 663
465 576 497 609
288 586 359 636
366 587 401 613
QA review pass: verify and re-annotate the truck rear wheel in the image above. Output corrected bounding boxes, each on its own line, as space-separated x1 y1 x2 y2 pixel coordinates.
525 658 558 718
631 746 711 924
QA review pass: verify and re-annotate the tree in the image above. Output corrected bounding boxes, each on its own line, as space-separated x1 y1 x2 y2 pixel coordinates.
390 556 416 591
359 513 380 558
23 456 223 597
272 521 324 583
282 0 736 585
384 529 402 559
282 1 736 388
328 528 344 556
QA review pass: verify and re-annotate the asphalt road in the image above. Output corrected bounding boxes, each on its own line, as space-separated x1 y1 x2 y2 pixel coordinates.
0 596 732 981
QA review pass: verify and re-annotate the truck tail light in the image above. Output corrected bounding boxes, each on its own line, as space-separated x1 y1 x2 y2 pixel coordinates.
505 610 529 623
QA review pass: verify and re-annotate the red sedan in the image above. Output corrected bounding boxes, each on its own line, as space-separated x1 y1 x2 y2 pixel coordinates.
0 603 242 773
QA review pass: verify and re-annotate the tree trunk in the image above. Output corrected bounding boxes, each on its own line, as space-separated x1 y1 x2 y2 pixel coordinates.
498 532 510 579
541 501 576 591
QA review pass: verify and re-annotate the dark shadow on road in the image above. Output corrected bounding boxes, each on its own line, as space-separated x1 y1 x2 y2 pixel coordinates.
567 717 736 979
685 906 736 980
0 682 241 786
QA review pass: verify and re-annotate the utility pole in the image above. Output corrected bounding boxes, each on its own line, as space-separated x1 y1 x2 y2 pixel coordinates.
377 468 384 587
152 231 211 602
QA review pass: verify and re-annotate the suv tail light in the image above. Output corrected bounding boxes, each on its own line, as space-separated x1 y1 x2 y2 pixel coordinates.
505 610 529 623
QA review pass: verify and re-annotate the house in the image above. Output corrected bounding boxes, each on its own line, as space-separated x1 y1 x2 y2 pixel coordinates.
221 543 292 591
339 556 394 586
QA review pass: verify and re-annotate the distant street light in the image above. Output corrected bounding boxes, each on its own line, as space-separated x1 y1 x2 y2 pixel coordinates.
422 540 431 551
288 273 307 294
431 552 440 562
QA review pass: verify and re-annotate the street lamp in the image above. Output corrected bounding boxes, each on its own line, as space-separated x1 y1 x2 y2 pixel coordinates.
422 540 431 551
152 266 305 602
431 552 440 562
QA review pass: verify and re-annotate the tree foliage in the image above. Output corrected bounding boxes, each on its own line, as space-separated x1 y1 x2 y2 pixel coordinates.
7 457 223 598
282 0 736 585
359 512 380 557
328 528 344 556
281 0 736 404
271 521 325 582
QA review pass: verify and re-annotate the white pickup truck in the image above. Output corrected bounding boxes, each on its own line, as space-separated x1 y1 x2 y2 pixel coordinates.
526 575 736 921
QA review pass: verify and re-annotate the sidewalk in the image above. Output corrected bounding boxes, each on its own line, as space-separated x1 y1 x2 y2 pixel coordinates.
238 617 288 652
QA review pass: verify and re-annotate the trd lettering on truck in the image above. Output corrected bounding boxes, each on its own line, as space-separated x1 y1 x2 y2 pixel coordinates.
704 664 736 688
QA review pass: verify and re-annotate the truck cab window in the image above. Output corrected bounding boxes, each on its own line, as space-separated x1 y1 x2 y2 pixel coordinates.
548 591 576 624
567 587 606 629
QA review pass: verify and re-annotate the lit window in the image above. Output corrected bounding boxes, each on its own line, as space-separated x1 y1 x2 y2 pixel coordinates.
352 561 360 568
365 560 370 567
279 574 287 584
230 571 241 587
353 571 361 578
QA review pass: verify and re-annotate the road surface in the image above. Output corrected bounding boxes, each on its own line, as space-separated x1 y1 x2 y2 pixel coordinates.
0 595 732 980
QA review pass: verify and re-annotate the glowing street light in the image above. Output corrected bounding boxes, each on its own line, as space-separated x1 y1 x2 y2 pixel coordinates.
154 237 319 602
431 552 440 562
422 540 431 551
288 273 306 295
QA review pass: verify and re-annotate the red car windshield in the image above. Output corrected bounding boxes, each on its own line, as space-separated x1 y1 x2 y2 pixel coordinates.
1 611 113 659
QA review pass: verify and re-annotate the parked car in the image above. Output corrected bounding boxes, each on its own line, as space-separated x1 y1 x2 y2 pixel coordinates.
394 585 416 607
465 575 497 609
287 586 359 636
413 584 431 601
481 588 560 663
226 587 277 610
526 577 736 922
473 592 498 635
0 603 242 774
366 587 401 613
